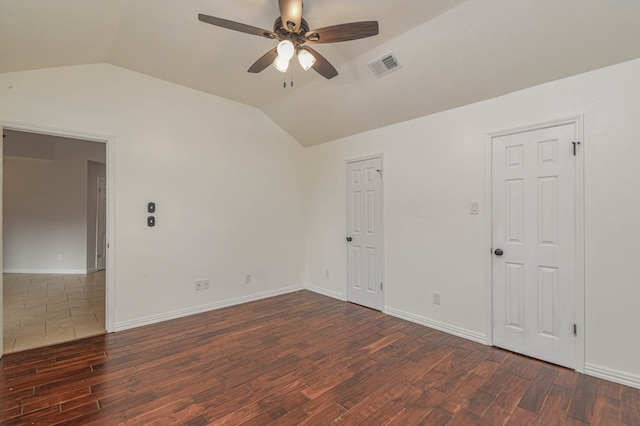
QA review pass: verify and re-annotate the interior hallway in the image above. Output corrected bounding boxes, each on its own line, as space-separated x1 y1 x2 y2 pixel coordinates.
2 271 105 353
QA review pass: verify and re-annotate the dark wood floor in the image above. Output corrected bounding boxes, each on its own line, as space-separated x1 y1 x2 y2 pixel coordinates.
1 291 639 425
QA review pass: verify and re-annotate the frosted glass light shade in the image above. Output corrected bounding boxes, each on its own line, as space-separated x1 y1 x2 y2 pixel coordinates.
276 40 295 60
273 55 290 73
297 49 316 71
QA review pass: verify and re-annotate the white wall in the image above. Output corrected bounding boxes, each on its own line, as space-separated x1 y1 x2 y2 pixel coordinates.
3 134 106 273
304 58 640 386
0 64 306 328
3 59 639 388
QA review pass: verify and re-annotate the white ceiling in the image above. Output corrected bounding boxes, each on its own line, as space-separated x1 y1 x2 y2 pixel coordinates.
2 0 640 147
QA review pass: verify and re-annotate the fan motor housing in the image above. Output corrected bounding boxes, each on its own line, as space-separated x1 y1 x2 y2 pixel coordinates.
274 17 310 38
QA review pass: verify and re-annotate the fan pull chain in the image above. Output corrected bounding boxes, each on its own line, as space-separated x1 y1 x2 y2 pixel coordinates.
282 67 294 89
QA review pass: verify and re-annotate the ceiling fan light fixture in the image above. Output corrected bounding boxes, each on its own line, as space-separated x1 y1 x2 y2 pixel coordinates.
297 49 316 71
273 55 290 73
198 3 380 81
276 40 295 60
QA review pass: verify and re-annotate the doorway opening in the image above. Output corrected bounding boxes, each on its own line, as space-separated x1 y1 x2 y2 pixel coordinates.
2 126 114 354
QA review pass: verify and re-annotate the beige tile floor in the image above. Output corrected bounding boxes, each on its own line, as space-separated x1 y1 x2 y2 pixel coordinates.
3 271 105 354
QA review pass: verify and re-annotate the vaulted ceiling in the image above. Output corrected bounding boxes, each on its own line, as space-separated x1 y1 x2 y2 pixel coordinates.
2 0 640 146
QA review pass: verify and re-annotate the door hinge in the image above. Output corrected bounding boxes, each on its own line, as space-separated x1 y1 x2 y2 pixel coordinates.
380 282 383 290
572 141 581 156
573 323 577 336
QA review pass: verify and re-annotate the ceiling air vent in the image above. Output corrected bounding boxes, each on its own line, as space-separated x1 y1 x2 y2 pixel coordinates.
367 52 402 78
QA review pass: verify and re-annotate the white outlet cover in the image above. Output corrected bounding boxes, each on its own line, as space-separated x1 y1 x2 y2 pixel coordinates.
470 202 480 215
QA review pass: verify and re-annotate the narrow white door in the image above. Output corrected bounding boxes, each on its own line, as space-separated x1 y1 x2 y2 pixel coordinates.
96 178 107 271
347 157 384 311
0 125 4 356
492 123 576 368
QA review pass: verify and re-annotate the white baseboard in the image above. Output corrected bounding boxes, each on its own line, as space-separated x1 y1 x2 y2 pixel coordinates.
114 284 305 332
3 268 88 275
303 285 486 344
585 363 640 390
385 306 487 344
305 284 346 301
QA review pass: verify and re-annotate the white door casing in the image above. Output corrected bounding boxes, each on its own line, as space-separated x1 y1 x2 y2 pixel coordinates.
347 156 384 311
0 125 4 356
1 120 115 333
96 177 107 271
491 121 579 369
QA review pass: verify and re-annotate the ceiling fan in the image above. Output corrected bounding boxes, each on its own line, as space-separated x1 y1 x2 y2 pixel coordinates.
198 0 379 80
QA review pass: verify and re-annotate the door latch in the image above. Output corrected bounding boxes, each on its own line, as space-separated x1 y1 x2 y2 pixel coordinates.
572 141 581 156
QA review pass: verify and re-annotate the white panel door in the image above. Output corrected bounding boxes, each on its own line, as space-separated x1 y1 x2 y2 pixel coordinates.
492 123 576 368
347 157 383 311
96 177 107 271
0 125 3 356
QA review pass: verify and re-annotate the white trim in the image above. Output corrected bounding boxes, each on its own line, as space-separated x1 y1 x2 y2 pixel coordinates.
486 116 585 139
344 153 385 164
3 268 88 274
483 132 494 346
345 153 385 311
115 284 304 332
573 116 586 373
585 363 640 390
484 115 585 372
386 306 487 344
0 124 3 357
308 285 487 345
306 284 346 301
0 119 116 333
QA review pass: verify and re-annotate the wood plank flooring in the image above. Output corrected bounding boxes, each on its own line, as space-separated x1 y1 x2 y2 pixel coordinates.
1 290 639 425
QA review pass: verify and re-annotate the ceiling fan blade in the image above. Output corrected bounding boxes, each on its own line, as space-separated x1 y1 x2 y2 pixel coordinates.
278 0 303 32
306 21 379 43
302 46 338 80
248 47 278 73
198 13 276 39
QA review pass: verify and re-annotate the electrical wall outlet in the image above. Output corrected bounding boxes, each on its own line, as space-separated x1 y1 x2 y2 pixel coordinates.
202 280 210 290
432 292 441 305
245 274 252 284
325 269 330 279
195 280 203 291
57 254 63 261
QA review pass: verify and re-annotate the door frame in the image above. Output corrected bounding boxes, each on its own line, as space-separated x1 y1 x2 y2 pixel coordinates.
345 153 386 311
484 116 585 372
0 119 117 334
